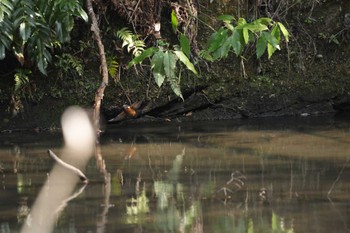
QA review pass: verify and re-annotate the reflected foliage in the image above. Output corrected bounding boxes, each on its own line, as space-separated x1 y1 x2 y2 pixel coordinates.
1 121 350 232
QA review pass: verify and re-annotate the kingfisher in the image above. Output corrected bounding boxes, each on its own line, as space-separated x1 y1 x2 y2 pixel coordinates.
122 104 138 117
109 101 143 122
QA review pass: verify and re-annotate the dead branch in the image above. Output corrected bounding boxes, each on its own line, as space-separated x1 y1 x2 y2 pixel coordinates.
86 0 109 136
48 149 88 182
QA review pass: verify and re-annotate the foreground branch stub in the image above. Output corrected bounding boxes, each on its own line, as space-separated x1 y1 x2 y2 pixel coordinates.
48 149 88 183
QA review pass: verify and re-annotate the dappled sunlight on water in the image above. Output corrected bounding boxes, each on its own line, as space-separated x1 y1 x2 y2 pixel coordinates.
1 116 350 232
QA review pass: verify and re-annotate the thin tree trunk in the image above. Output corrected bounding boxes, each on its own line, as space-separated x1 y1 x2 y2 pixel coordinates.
86 0 109 136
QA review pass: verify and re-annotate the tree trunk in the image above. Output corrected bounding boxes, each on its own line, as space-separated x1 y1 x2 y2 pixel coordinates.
86 0 109 136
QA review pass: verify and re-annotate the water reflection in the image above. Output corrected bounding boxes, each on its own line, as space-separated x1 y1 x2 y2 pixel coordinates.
0 117 350 232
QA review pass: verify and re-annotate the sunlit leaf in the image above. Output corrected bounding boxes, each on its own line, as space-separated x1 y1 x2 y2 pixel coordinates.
128 47 158 68
256 17 273 25
277 22 289 42
173 50 197 75
218 14 235 21
0 8 3 22
247 218 254 233
75 7 88 22
237 17 247 26
151 51 165 87
171 9 178 32
267 43 277 59
179 33 190 57
244 23 268 32
20 22 31 42
243 28 249 44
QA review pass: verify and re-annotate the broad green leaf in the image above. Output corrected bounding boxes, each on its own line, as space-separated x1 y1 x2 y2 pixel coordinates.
76 7 88 22
244 23 268 32
217 15 235 21
212 37 231 60
267 43 277 59
277 22 289 42
0 8 3 22
37 56 47 75
237 17 247 26
169 77 183 100
179 33 190 57
151 51 165 87
243 28 249 44
171 9 178 32
230 30 242 56
163 51 177 79
271 25 281 43
128 47 158 68
207 28 228 53
20 22 31 42
256 34 267 59
262 31 280 49
255 17 273 25
173 50 197 75
163 51 183 99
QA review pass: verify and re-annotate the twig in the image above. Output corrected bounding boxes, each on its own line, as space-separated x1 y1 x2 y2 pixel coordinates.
48 149 88 183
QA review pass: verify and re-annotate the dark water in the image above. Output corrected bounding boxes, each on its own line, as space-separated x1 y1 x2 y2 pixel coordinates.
1 116 350 233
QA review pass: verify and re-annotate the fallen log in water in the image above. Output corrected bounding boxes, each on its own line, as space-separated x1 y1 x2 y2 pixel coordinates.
48 149 88 182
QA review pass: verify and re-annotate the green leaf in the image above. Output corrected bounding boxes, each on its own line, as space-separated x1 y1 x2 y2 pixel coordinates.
262 31 280 49
0 8 3 22
207 28 228 53
237 17 247 26
230 30 242 56
128 47 158 68
163 51 177 79
212 37 231 60
171 9 178 32
218 15 235 21
256 34 267 58
163 51 183 99
173 50 197 75
76 7 88 22
19 22 31 42
267 43 277 59
256 17 273 26
271 25 281 43
244 23 268 32
179 33 190 57
151 51 165 87
243 28 249 44
277 22 289 42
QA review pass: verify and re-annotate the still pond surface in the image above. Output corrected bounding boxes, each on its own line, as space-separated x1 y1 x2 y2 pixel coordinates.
1 116 350 233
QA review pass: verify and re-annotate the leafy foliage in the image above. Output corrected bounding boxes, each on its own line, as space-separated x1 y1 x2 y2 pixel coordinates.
106 55 119 81
128 40 198 100
14 68 31 92
0 0 88 74
116 27 146 57
54 53 84 77
202 15 289 60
